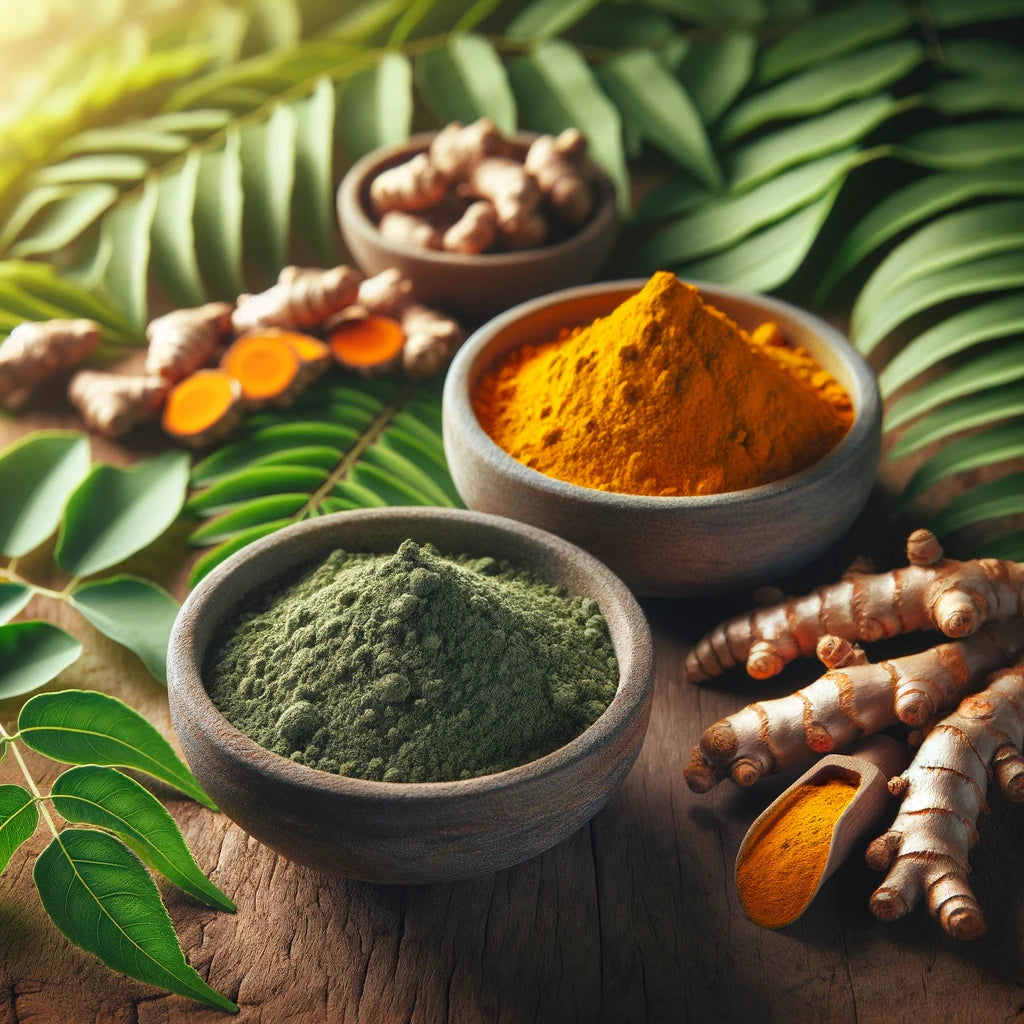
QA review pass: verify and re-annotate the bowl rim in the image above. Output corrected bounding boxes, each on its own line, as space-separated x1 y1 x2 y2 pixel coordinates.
337 130 619 268
443 277 883 508
168 506 653 801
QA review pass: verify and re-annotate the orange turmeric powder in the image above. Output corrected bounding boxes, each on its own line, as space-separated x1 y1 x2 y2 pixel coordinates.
735 773 859 929
472 272 853 496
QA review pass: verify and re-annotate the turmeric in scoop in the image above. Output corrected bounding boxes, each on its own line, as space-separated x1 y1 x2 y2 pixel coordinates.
472 272 853 496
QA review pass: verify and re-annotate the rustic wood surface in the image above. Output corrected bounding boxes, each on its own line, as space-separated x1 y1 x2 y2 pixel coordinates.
2 397 1024 1024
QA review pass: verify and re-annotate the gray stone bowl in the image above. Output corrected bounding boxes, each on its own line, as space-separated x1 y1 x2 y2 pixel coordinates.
167 507 653 884
442 279 882 597
336 131 618 317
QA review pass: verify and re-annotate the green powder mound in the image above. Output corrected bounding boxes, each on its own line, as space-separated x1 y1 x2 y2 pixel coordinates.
204 539 619 783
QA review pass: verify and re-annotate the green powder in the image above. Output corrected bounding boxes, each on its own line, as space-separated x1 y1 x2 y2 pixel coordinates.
205 539 619 782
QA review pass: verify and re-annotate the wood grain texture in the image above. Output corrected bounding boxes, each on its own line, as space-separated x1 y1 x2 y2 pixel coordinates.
3 407 1024 1024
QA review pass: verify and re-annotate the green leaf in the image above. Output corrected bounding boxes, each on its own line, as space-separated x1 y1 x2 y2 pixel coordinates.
979 528 1024 560
151 151 205 308
569 6 676 48
18 690 215 809
929 0 1024 28
726 94 902 192
854 252 1024 356
890 378 1024 455
188 521 293 586
194 127 245 300
34 830 237 1012
55 451 190 577
720 39 922 143
928 77 1024 116
895 412 1024 506
878 295 1024 395
639 0 764 25
292 77 337 266
756 2 913 84
885 339 1024 430
188 493 309 546
100 178 158 332
338 52 413 161
506 0 601 39
50 766 234 912
943 39 1024 79
508 40 629 212
142 110 234 135
241 103 297 275
0 583 31 626
414 35 516 134
671 184 841 292
895 119 1024 171
0 622 82 699
251 445 342 472
55 127 190 159
8 185 119 259
33 155 149 186
634 150 855 270
632 179 713 227
597 50 721 191
819 160 1024 297
187 465 329 514
0 431 90 558
676 33 756 124
71 576 179 684
360 444 455 506
0 785 37 875
928 472 1024 537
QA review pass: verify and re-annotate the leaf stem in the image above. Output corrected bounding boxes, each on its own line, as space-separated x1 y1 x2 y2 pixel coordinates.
0 725 59 839
0 565 71 603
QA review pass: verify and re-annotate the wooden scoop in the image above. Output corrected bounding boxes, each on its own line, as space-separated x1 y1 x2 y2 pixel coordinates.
734 734 908 929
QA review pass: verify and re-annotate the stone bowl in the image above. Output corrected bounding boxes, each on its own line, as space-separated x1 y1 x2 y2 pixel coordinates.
442 279 883 597
167 507 653 884
336 131 618 318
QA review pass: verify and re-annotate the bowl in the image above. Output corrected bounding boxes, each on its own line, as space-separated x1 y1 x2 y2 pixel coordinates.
442 279 883 597
336 131 618 318
167 507 653 884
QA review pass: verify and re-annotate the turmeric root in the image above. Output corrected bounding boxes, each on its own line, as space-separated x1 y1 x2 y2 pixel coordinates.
685 530 1024 683
684 620 1024 792
327 314 405 376
232 265 363 333
162 369 245 448
145 302 233 382
220 334 304 408
400 303 464 378
428 118 506 182
866 664 1024 939
273 330 331 385
68 371 167 439
369 153 447 215
378 210 444 251
524 129 593 225
0 319 100 406
465 157 541 234
356 268 413 315
443 200 498 254
498 211 547 250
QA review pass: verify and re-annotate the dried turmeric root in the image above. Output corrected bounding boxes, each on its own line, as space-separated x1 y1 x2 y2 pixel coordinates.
442 201 497 254
163 369 245 448
428 118 507 182
465 157 541 234
684 620 1024 792
220 333 304 408
685 530 1024 683
866 664 1024 939
327 314 405 376
356 268 413 315
369 152 447 214
145 302 233 383
524 129 593 225
400 303 464 378
232 264 363 333
0 319 100 406
68 371 167 439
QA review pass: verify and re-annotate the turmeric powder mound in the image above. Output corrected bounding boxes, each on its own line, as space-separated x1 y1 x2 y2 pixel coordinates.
473 272 854 496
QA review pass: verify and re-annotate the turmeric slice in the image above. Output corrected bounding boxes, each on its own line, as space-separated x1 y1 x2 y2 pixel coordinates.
220 334 303 407
241 329 331 387
163 369 245 448
327 314 405 376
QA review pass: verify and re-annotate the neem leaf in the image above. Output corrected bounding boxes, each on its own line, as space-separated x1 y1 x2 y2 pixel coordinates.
506 0 601 40
194 127 245 301
886 339 1024 430
756 2 913 84
676 33 756 124
597 50 721 191
292 76 337 266
943 39 1024 79
55 451 190 578
0 622 82 700
33 155 149 187
928 472 1024 537
508 41 628 211
0 431 90 558
720 39 922 144
34 829 237 1012
0 583 30 625
570 5 676 48
71 576 180 684
338 52 413 161
895 119 1024 171
151 151 205 308
7 185 119 260
638 0 764 26
187 465 329 514
241 103 297 275
56 126 189 159
928 77 1024 116
188 521 294 586
18 690 215 809
188 493 309 547
0 785 37 875
878 294 1024 395
929 0 1024 28
415 35 516 134
100 178 158 332
51 766 234 912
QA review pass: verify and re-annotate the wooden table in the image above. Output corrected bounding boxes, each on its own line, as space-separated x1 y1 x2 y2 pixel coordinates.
2 403 1023 1024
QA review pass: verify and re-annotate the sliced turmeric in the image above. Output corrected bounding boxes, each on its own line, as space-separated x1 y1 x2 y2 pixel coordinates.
162 369 245 448
220 333 303 407
245 329 331 386
327 314 405 376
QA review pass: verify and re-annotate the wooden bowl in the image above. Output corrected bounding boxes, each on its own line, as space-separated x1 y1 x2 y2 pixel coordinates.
336 132 618 317
442 279 883 597
167 507 653 884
